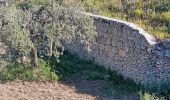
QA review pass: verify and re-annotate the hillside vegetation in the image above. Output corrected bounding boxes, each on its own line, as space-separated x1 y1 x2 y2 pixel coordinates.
12 0 170 40
63 0 170 40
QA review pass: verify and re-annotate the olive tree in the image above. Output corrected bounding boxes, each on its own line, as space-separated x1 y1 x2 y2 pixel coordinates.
1 1 96 67
40 0 96 58
0 4 44 67
0 5 33 63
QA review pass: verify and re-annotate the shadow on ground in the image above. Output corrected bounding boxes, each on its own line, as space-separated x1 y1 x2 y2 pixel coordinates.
48 52 140 100
61 80 140 100
45 52 169 100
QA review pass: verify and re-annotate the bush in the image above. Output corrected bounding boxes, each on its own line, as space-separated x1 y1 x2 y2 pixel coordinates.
0 63 34 82
0 60 8 71
33 59 59 81
32 0 47 5
160 12 170 23
134 9 143 18
155 3 170 13
0 59 59 82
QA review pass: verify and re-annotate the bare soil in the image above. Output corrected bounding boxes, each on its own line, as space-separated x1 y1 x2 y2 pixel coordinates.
0 80 140 100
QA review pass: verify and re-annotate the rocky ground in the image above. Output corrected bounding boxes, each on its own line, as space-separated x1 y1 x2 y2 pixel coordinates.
0 80 140 100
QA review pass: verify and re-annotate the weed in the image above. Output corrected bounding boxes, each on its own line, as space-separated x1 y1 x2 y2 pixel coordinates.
0 59 59 82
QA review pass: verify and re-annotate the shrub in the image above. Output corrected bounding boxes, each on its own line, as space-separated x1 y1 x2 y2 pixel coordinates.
0 63 34 82
160 12 170 23
0 60 8 71
155 3 170 13
101 11 114 18
33 59 59 81
134 9 143 18
0 59 59 82
31 0 47 5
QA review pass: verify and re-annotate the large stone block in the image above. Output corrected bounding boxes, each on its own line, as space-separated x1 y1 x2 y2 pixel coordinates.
111 39 117 47
102 22 109 33
98 43 105 51
104 45 116 53
162 39 170 49
111 27 118 35
105 51 115 59
98 37 111 45
118 48 126 57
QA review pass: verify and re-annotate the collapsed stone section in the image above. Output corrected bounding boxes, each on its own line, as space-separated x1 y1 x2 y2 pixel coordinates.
64 13 170 86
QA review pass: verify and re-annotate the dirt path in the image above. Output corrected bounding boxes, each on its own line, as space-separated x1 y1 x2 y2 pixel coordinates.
0 80 140 100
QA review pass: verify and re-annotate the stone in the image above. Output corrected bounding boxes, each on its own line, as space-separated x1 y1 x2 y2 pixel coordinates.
155 50 165 57
97 30 104 38
162 39 170 49
102 23 109 32
117 41 123 47
147 47 155 53
165 50 170 58
96 22 101 30
98 44 104 51
105 51 115 59
107 26 113 34
111 39 116 46
98 37 111 45
123 44 129 52
104 45 115 53
118 49 126 57
111 27 118 35
134 42 141 49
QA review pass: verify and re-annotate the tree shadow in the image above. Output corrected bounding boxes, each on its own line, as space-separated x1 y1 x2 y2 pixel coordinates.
44 52 140 100
60 80 140 100
42 52 169 100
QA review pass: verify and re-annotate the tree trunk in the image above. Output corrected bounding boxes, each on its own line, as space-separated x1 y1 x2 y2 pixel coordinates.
31 48 38 67
49 41 53 58
20 53 25 64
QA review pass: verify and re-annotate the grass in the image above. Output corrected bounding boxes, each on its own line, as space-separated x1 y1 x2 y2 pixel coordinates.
0 59 58 82
0 51 170 99
41 51 108 81
83 0 170 40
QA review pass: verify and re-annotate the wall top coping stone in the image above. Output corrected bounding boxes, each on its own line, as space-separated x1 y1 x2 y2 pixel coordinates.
85 12 158 46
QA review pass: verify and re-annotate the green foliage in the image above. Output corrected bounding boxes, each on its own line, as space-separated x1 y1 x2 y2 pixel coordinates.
0 60 8 70
33 59 59 81
1 0 96 67
107 68 140 93
0 63 34 82
42 0 96 53
101 11 114 18
55 51 140 93
83 0 170 39
155 2 170 13
148 26 170 40
32 0 47 5
1 5 33 52
160 11 170 23
134 9 143 18
0 59 59 82
57 52 108 80
140 92 163 100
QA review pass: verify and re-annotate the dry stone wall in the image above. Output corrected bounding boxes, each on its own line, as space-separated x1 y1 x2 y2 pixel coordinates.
64 13 170 86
